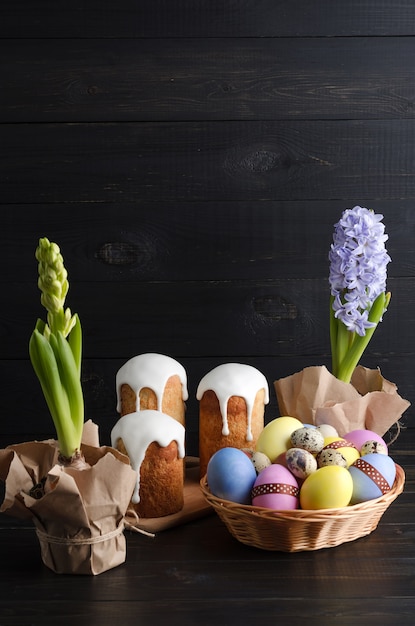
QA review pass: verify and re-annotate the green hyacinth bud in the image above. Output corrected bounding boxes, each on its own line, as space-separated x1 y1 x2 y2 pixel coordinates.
36 237 75 337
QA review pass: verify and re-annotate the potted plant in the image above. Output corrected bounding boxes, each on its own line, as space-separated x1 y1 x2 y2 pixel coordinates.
0 238 138 575
274 206 410 439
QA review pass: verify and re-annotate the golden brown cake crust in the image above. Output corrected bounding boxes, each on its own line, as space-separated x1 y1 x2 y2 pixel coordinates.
199 388 265 477
119 374 185 426
117 438 184 518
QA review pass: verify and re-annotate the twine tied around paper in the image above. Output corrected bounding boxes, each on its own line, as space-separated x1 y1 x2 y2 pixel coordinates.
36 520 155 544
36 525 124 546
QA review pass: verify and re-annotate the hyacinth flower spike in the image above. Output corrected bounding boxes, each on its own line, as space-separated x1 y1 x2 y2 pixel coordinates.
29 238 85 466
329 206 391 384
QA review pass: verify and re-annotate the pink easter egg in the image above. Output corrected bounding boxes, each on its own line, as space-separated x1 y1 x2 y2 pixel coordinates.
344 429 388 453
251 464 299 510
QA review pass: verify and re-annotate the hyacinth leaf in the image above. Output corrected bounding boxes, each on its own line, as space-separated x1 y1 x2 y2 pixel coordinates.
336 292 391 384
29 329 78 459
55 330 84 438
68 314 82 375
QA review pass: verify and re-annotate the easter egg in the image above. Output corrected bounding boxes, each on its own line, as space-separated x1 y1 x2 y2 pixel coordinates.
286 448 317 479
251 450 272 474
349 453 396 504
360 440 388 456
319 436 360 467
316 448 348 469
207 447 257 504
252 463 299 510
316 423 339 438
344 429 388 453
241 448 254 460
290 427 324 454
256 416 303 462
300 466 353 510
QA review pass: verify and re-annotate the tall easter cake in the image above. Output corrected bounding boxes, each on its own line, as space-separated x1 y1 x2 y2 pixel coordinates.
197 363 269 477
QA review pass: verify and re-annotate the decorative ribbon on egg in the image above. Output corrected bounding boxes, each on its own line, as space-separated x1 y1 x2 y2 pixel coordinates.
353 458 391 495
323 439 358 451
251 483 300 499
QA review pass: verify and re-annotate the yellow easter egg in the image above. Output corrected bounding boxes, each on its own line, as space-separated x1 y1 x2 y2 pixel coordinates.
300 465 353 509
256 416 303 463
320 436 360 467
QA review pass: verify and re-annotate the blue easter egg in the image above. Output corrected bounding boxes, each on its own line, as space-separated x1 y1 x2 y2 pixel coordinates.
207 447 257 504
349 453 396 504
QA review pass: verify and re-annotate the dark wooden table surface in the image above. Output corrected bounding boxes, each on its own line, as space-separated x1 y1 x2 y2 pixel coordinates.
0 429 414 626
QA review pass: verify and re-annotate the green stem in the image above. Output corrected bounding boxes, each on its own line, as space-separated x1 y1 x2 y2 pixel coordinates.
330 293 356 379
329 295 339 376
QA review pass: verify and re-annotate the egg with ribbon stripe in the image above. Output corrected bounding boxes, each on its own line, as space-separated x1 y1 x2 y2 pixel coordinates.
349 452 396 504
251 463 300 510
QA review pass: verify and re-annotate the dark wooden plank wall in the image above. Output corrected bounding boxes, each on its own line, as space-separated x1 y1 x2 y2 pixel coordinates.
1 1 414 453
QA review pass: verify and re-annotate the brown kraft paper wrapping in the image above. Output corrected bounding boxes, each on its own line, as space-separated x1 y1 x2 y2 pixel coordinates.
0 422 137 575
274 365 410 438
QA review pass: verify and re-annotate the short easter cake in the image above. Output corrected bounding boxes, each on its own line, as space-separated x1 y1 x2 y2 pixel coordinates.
111 410 186 518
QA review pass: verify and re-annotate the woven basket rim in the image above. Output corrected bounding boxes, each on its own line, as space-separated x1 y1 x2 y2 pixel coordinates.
200 462 405 521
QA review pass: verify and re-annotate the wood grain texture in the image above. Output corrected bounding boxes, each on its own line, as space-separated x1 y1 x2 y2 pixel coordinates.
2 201 414 281
2 120 415 203
2 1 415 37
3 278 413 359
2 37 415 122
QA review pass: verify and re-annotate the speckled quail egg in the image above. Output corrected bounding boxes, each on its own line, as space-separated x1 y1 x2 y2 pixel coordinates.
360 440 388 456
241 448 255 460
320 436 360 467
317 448 348 468
286 447 317 479
316 423 339 438
290 427 324 454
344 429 387 452
251 450 272 474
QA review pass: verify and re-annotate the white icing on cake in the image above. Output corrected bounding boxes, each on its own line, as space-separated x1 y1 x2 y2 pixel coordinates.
116 353 188 414
196 363 269 441
111 410 186 504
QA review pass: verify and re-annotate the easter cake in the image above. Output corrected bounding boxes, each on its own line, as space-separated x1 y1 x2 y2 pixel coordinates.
111 410 186 518
197 363 269 477
116 353 188 426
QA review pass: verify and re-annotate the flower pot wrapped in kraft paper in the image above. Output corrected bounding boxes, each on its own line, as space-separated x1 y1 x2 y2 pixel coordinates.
0 423 137 576
274 365 410 439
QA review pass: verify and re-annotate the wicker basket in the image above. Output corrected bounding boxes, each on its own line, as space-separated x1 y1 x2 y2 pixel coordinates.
200 464 405 552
